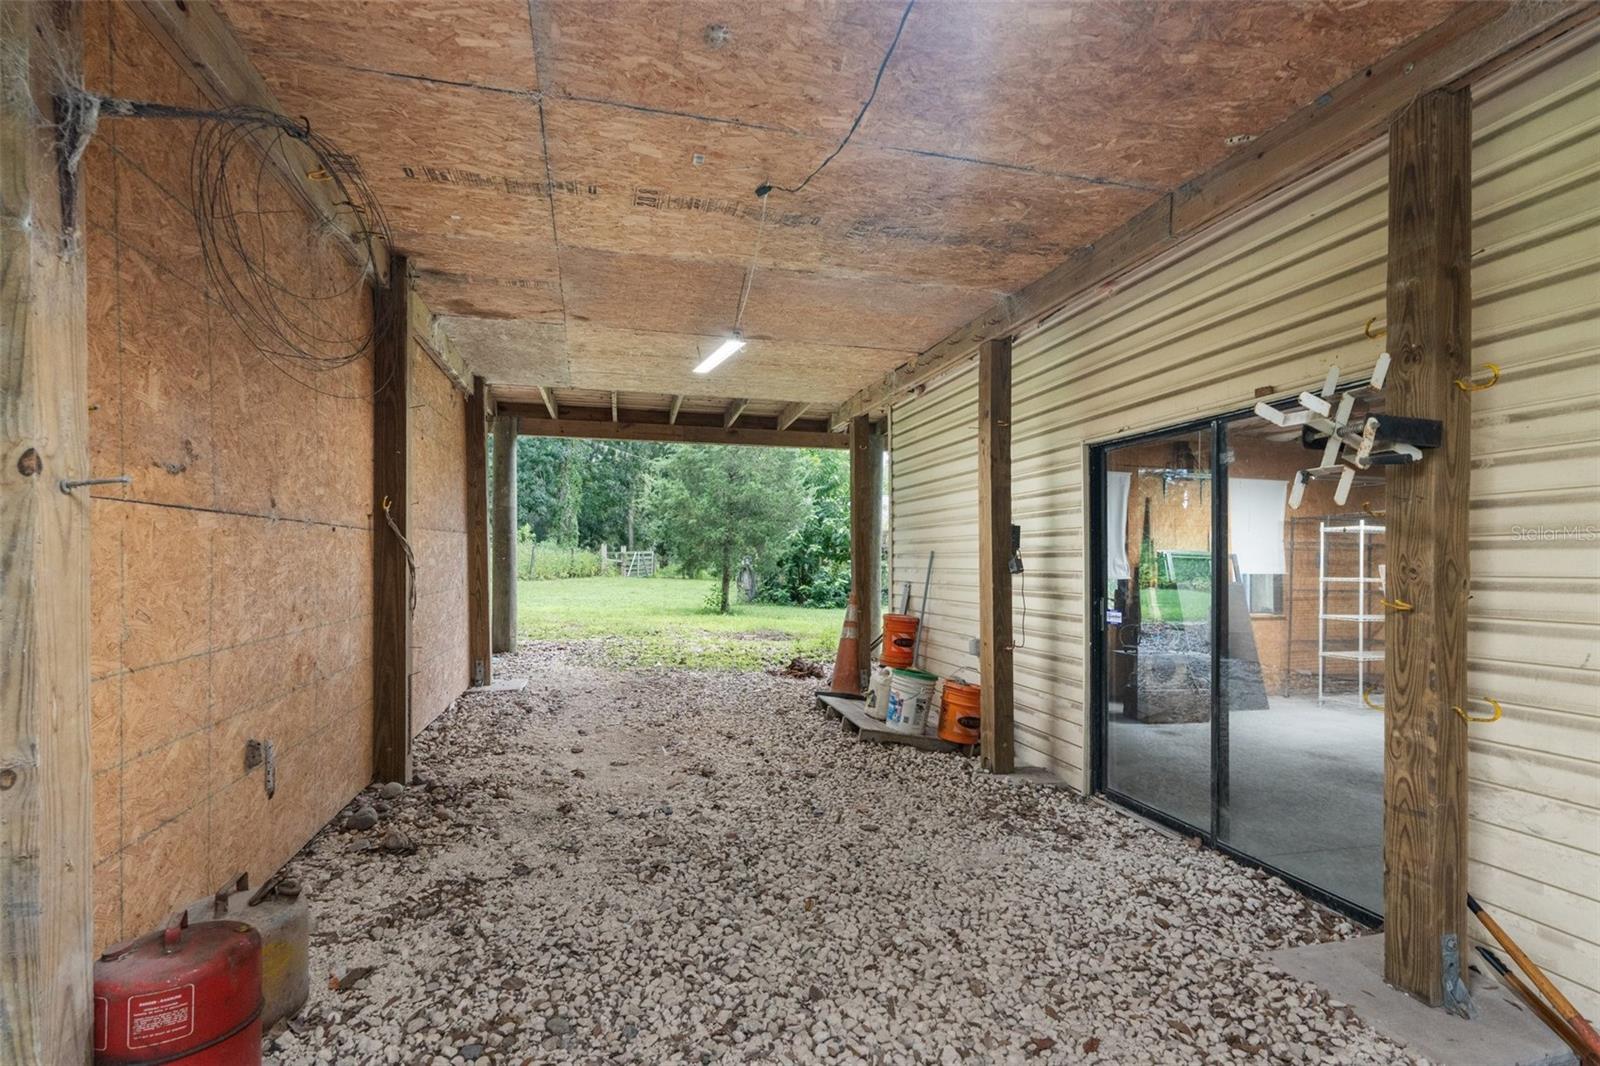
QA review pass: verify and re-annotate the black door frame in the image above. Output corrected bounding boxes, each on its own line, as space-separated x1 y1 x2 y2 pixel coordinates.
1087 408 1382 927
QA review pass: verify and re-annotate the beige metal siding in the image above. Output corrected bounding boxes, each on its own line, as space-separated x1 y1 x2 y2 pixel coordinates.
889 367 980 690
1460 33 1600 1019
888 32 1599 1013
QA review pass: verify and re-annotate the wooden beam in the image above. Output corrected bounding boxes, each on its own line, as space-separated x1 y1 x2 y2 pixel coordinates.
517 418 846 450
668 394 684 425
409 287 470 393
128 0 391 284
490 415 518 654
0 3 92 1061
537 385 559 421
776 401 809 431
832 1 1596 426
977 338 1014 774
849 416 885 683
1382 88 1472 1009
371 255 412 785
723 398 749 429
464 376 491 688
610 392 619 422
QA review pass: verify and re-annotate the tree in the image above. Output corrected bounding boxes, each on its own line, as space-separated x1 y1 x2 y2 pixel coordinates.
517 439 663 548
757 449 851 607
554 447 582 545
643 446 808 613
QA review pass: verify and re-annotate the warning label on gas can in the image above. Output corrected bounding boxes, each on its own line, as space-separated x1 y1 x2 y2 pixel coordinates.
127 983 195 1048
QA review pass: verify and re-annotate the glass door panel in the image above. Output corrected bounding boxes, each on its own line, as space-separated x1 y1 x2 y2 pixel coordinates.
1217 415 1384 914
1098 428 1213 831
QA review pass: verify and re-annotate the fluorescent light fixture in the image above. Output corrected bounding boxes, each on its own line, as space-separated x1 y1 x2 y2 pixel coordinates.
693 334 745 375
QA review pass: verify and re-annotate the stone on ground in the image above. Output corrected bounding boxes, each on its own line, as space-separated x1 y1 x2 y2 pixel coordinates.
262 643 1413 1066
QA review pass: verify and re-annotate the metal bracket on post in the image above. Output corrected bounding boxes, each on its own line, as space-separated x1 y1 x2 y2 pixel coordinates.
1441 933 1477 1019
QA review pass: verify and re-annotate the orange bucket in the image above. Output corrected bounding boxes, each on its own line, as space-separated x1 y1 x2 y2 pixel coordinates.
939 680 981 745
880 613 919 668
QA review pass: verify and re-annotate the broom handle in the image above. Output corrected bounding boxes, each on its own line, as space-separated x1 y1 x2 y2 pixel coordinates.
1470 894 1600 1057
1479 948 1593 1063
1504 968 1596 1064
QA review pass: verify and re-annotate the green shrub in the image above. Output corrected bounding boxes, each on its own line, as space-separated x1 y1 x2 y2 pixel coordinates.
524 539 602 580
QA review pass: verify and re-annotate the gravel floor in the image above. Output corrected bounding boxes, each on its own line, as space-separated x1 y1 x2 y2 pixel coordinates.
264 644 1417 1066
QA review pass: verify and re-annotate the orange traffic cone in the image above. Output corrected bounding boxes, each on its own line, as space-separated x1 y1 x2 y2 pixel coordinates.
826 591 863 696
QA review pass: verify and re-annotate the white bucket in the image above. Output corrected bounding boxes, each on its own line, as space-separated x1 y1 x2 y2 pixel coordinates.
864 665 893 721
885 669 936 733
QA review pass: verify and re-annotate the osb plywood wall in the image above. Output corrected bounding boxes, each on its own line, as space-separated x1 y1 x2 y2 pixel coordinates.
83 2 375 950
409 341 470 735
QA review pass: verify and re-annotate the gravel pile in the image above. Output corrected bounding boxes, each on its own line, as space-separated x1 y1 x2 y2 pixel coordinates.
264 642 1417 1066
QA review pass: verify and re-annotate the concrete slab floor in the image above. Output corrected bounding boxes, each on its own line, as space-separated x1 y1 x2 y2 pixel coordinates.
1270 935 1578 1066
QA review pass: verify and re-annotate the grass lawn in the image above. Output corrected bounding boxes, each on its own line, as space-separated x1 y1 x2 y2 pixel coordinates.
1139 586 1211 623
517 575 843 670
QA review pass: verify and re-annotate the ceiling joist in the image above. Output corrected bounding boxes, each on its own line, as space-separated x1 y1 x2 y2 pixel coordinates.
507 402 844 450
723 399 750 429
776 402 809 432
831 0 1599 427
537 386 559 421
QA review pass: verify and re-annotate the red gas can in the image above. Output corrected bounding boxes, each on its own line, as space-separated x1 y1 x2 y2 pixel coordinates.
94 911 263 1065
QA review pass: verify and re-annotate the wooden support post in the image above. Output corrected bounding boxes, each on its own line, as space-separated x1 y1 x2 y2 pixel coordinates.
491 415 518 654
372 255 412 784
465 376 491 687
849 415 885 683
977 338 1015 774
0 4 91 1060
1382 88 1472 1007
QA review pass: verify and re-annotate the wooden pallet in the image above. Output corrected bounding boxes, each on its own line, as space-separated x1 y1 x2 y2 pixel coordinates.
815 694 973 755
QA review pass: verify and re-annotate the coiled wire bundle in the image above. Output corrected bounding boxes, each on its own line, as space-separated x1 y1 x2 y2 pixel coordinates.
104 98 392 387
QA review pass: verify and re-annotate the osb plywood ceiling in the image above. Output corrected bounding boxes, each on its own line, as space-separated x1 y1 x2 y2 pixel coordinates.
218 0 1461 406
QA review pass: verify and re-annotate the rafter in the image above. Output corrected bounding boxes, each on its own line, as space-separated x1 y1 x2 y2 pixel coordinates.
668 394 684 425
723 398 750 429
537 385 559 421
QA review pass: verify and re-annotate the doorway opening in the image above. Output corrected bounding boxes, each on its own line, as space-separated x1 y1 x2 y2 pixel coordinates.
1089 402 1386 921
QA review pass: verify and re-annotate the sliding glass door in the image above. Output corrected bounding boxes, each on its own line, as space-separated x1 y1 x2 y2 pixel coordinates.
1096 426 1214 833
1092 409 1384 919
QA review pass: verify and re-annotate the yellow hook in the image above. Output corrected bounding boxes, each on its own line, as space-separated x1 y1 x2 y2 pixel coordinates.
1362 690 1384 712
1362 501 1385 520
1454 697 1503 724
1381 597 1413 612
1364 317 1388 339
1455 363 1500 392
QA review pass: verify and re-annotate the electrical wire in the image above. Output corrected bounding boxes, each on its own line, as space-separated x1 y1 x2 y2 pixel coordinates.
732 192 770 332
1015 565 1026 650
98 97 392 396
756 0 915 198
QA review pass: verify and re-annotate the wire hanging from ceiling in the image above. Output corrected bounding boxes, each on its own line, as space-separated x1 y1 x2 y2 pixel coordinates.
97 97 392 395
732 191 770 333
756 0 916 199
